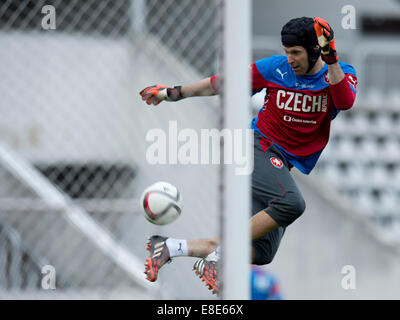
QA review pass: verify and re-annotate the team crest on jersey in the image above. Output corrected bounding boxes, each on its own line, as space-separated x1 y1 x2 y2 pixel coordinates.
270 157 283 169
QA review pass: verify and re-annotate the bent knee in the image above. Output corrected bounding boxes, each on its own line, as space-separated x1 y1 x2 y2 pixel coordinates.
268 191 306 227
286 191 306 217
252 246 276 265
254 254 274 266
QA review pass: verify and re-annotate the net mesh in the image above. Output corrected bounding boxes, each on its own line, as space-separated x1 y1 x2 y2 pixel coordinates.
0 0 221 299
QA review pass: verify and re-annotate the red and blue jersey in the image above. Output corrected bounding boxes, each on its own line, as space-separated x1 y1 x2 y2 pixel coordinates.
250 55 357 174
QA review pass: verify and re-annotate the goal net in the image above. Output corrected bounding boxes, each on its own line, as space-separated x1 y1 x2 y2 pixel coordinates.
0 0 250 299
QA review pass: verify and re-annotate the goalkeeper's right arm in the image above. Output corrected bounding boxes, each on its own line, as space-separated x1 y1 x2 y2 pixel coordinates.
139 76 220 106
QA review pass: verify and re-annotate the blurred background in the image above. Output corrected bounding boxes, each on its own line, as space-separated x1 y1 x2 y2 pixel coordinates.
0 0 399 299
251 0 400 299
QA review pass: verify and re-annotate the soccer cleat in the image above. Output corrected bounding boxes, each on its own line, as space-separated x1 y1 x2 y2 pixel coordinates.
193 258 219 294
144 235 171 282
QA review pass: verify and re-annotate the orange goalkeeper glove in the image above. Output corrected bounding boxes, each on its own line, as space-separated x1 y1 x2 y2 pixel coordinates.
140 85 183 105
314 17 338 65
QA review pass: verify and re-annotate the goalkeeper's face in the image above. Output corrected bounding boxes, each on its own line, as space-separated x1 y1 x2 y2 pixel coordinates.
284 46 309 76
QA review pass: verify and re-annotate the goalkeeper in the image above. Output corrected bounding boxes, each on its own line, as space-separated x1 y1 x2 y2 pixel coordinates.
139 17 357 294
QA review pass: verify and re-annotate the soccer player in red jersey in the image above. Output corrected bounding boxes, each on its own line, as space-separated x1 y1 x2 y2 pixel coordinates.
140 17 357 294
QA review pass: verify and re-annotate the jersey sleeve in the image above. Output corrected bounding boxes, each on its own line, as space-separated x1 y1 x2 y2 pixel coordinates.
210 75 220 93
251 56 285 95
252 57 279 95
345 73 358 94
251 62 268 95
339 62 358 94
330 63 357 110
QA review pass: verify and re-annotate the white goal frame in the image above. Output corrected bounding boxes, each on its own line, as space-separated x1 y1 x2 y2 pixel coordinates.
220 0 251 300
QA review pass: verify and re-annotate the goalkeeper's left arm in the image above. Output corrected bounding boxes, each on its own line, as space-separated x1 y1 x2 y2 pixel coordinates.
139 76 219 106
314 16 356 110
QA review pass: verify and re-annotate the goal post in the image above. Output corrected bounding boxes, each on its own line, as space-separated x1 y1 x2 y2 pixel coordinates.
220 0 252 300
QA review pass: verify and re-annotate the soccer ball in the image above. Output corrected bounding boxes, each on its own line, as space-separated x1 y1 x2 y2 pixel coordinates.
140 181 183 225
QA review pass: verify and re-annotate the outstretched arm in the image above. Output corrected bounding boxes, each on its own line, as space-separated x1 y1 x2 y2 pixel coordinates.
140 76 219 106
182 77 219 98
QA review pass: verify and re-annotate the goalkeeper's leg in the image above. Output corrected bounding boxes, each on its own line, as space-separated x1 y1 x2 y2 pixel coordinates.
144 235 218 282
146 132 306 290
